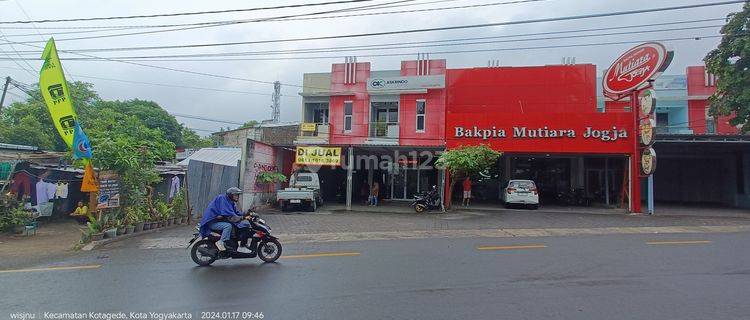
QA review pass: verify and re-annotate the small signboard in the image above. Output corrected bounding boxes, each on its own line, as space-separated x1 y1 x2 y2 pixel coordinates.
639 89 657 116
300 123 317 132
639 118 656 146
97 172 121 209
641 147 657 176
295 146 342 166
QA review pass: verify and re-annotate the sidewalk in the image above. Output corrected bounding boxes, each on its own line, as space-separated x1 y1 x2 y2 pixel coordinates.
0 220 83 269
316 201 749 219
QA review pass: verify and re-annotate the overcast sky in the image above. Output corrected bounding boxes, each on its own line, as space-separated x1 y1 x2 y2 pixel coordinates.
0 0 743 135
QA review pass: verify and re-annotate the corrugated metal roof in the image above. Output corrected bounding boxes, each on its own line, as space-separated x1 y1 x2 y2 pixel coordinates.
177 148 241 167
0 143 38 151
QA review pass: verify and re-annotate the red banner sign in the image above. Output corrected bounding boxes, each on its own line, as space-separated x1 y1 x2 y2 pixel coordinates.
603 42 671 98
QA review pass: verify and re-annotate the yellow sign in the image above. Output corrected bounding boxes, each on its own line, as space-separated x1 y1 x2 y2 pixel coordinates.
39 38 77 149
296 147 342 166
301 123 317 132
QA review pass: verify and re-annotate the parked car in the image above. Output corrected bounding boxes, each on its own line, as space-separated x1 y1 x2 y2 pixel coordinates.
276 172 323 212
502 180 539 209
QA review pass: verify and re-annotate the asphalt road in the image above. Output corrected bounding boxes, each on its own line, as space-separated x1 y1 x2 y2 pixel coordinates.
2 231 750 320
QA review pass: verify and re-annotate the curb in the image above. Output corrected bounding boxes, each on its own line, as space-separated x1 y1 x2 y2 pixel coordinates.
81 223 192 251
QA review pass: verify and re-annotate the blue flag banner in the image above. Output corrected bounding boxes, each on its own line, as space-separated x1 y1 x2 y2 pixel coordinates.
73 122 92 160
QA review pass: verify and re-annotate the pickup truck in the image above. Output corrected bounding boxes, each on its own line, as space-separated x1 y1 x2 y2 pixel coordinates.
276 172 323 212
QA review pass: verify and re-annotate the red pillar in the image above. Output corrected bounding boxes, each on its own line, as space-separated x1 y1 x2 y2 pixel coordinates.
630 91 642 213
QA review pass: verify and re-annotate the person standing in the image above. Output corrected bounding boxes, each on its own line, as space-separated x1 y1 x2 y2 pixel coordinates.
462 177 472 207
370 182 380 206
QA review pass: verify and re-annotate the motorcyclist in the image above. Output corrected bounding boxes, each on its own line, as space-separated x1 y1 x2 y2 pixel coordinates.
199 187 246 252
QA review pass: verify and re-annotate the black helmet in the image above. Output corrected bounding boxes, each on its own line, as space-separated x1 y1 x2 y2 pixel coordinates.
226 187 242 195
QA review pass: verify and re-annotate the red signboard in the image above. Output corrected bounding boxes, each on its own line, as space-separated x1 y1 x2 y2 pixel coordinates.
603 42 671 99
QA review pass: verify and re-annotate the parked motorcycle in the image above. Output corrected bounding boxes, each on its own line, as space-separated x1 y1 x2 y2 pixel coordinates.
555 188 592 206
188 211 282 266
411 185 442 213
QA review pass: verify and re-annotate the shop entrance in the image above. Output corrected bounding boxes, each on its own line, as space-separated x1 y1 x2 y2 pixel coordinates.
386 166 438 200
457 155 627 207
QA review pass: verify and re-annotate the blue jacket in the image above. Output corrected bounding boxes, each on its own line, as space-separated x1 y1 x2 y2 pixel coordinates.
199 194 243 237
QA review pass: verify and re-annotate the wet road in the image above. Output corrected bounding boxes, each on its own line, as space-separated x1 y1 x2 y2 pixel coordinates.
2 232 750 320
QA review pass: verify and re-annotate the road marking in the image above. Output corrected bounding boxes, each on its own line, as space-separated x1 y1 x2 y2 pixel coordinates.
477 244 547 251
281 252 361 259
0 264 101 274
646 240 712 245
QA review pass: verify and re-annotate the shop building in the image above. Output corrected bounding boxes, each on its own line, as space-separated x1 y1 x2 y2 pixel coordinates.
445 64 635 209
297 58 750 211
296 57 447 206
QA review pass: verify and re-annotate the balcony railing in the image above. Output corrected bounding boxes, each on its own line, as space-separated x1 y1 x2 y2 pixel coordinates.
369 122 399 139
295 123 329 144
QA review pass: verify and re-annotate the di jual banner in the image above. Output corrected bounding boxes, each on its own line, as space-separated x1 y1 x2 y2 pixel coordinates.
295 146 342 166
39 38 77 149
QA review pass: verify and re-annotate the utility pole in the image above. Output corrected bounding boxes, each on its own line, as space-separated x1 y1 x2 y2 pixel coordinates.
0 76 11 113
270 81 281 123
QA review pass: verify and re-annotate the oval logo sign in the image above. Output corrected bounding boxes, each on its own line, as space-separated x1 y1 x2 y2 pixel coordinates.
370 79 385 88
603 42 669 95
641 147 657 176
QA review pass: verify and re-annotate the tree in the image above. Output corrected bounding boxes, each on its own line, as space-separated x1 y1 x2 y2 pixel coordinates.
0 115 54 150
181 127 213 149
239 120 259 129
96 99 184 147
0 81 101 150
436 145 502 205
705 2 750 133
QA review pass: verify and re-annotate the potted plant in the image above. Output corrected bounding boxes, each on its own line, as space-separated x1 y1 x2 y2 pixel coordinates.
9 208 33 234
126 206 145 232
86 214 104 241
115 219 126 236
172 191 190 224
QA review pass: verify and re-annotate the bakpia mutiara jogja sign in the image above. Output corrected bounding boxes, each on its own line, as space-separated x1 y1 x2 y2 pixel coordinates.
453 126 628 142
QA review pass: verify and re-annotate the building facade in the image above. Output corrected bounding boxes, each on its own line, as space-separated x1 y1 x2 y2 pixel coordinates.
296 59 750 211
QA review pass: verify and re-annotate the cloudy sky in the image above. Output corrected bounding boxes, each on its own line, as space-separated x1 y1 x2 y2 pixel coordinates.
0 0 743 134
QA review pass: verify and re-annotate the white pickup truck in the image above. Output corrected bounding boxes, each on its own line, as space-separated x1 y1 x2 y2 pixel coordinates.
276 172 323 212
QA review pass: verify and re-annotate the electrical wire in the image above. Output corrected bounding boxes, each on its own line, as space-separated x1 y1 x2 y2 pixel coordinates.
2 0 738 52
0 0 380 24
0 0 549 42
24 34 722 62
11 24 721 61
5 17 726 56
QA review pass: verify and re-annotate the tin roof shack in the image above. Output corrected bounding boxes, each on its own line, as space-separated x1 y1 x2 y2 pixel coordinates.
151 162 186 208
11 163 88 219
179 148 241 218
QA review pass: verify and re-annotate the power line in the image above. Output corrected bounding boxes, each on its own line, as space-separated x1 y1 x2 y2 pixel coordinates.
4 0 739 53
0 0 549 42
24 34 721 62
170 113 246 126
0 0 452 30
4 0 426 44
12 23 721 61
0 0 379 24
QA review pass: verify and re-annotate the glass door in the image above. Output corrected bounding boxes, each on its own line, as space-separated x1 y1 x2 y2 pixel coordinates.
391 168 406 199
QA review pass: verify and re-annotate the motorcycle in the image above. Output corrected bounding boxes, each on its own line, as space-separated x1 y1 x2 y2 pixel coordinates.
555 188 592 207
188 210 282 266
411 185 442 213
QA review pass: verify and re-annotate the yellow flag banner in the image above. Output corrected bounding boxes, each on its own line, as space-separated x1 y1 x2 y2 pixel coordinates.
39 38 77 149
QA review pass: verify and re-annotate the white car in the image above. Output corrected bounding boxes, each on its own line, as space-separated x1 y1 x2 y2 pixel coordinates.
502 180 539 209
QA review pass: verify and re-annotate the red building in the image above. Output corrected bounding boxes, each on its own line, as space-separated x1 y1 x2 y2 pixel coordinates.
296 59 749 211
